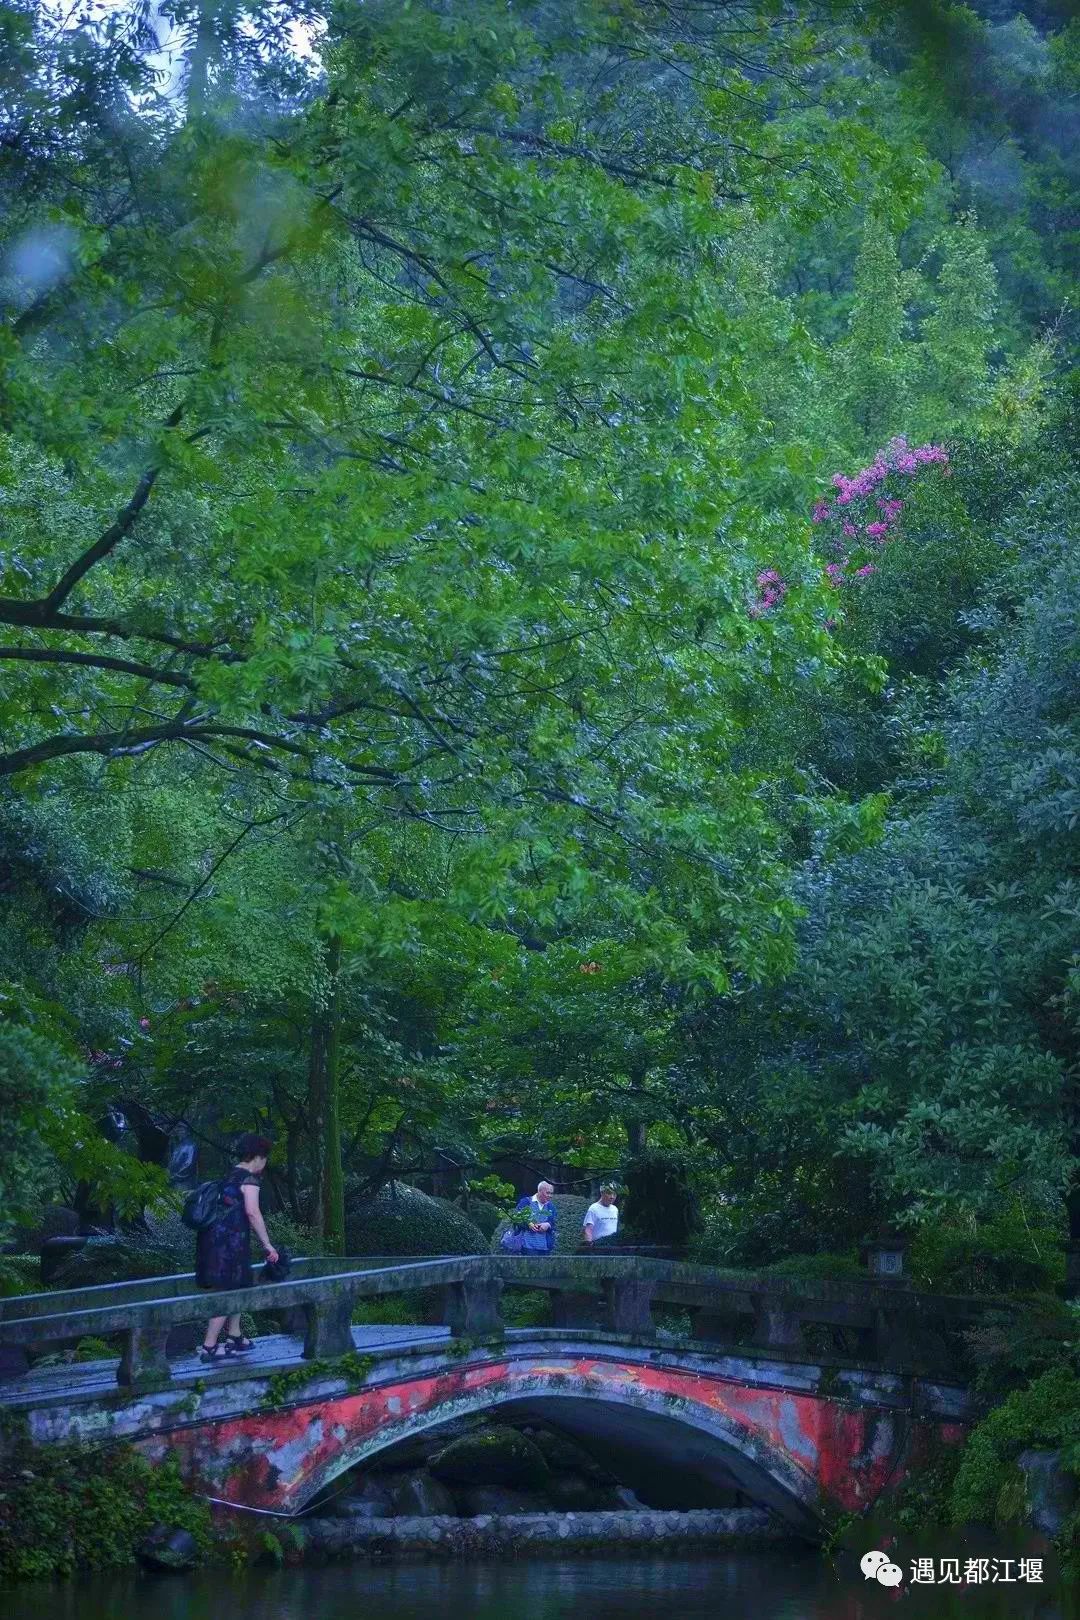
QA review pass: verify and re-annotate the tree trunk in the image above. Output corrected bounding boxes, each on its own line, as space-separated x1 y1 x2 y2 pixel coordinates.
185 2 217 117
285 1120 301 1222
308 933 345 1254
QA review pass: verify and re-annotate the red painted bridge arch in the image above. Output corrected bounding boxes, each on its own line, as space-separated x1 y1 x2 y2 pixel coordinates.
134 1340 970 1534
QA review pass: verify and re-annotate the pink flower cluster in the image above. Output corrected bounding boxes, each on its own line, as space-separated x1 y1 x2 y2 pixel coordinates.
814 436 949 590
819 437 948 514
748 567 789 618
748 437 949 619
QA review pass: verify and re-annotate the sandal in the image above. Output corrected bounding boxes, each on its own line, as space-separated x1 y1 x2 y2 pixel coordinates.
199 1342 228 1363
224 1334 255 1355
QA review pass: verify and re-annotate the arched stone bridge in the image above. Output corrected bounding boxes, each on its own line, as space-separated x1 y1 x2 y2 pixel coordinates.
0 1253 988 1535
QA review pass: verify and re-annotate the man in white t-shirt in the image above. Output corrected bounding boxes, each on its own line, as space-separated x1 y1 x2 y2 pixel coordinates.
582 1185 619 1245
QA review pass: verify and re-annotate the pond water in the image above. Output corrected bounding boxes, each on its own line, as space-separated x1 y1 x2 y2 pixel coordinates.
3 1552 1075 1620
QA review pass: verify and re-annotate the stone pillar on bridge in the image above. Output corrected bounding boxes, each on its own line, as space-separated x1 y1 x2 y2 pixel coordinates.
303 1290 356 1359
443 1277 503 1337
118 1319 173 1391
603 1278 654 1336
750 1299 804 1355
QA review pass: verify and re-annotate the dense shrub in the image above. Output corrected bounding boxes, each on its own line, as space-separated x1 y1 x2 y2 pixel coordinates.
950 1365 1080 1526
0 1254 39 1297
0 1442 211 1581
909 1211 1063 1296
964 1297 1078 1400
758 1252 865 1282
345 1182 486 1257
622 1149 699 1248
458 1197 504 1238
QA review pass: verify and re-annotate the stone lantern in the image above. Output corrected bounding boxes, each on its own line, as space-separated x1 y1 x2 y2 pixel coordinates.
861 1229 909 1284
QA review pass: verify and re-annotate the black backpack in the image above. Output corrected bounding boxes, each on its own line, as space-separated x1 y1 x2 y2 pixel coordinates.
181 1178 225 1231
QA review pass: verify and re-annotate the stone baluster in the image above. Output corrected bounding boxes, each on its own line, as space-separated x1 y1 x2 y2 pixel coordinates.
443 1276 503 1337
603 1278 654 1337
118 1317 173 1390
303 1286 356 1359
750 1298 804 1355
550 1289 600 1329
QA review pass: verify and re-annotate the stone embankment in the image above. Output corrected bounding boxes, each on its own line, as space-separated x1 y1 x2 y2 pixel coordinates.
295 1505 786 1562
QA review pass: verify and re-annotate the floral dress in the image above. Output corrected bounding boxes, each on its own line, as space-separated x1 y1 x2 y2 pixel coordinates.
195 1168 259 1290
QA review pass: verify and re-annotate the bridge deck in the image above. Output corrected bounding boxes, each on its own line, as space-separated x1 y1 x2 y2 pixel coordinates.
0 1323 450 1409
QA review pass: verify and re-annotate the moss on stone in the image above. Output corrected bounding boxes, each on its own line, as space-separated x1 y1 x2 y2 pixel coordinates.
262 1350 376 1409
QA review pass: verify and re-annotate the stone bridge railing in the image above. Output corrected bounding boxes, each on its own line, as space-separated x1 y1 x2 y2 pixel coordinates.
0 1253 996 1394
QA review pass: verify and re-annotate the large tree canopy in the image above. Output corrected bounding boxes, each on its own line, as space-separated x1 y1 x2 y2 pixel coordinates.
0 0 1076 1267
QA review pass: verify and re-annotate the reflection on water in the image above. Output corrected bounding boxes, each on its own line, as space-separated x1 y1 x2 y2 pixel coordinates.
2 1554 1074 1620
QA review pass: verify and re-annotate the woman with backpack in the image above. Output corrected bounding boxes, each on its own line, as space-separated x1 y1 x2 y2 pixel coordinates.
196 1133 279 1363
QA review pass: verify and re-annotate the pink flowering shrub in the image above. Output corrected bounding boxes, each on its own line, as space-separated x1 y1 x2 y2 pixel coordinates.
813 436 949 589
749 437 950 618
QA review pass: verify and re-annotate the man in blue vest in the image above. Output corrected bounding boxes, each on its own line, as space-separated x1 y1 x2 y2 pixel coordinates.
515 1181 557 1253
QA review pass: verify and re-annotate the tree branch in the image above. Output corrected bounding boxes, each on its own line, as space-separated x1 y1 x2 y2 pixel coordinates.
0 646 193 687
39 402 185 613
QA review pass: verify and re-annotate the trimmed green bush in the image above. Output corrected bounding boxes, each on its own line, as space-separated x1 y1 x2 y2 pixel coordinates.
759 1252 865 1282
459 1197 504 1238
345 1181 486 1257
623 1148 698 1247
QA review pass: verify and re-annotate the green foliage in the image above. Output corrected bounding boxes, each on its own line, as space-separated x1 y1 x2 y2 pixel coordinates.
839 214 912 442
345 1182 486 1258
500 1288 552 1328
918 214 999 431
0 0 1075 1442
0 1442 211 1581
351 1288 440 1327
54 1207 319 1286
461 1198 505 1239
890 1441 965 1535
963 1298 1080 1402
758 1253 865 1283
0 1254 38 1297
909 1210 1063 1297
623 1149 699 1248
950 1366 1080 1526
0 987 169 1244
